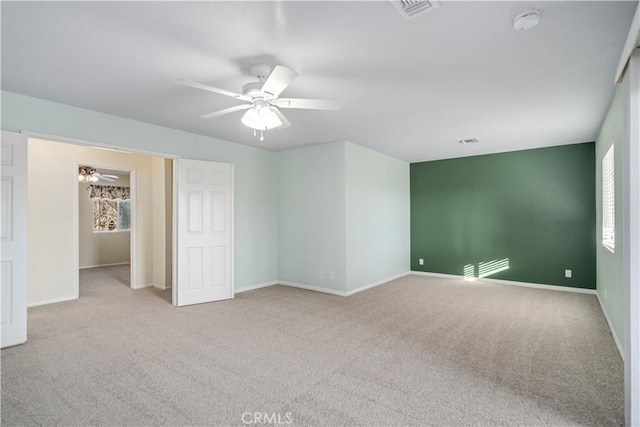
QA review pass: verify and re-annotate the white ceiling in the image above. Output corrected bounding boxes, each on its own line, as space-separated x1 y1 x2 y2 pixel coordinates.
1 1 636 162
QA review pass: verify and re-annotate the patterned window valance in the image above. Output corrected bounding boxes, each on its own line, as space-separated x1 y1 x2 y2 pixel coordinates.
89 184 130 200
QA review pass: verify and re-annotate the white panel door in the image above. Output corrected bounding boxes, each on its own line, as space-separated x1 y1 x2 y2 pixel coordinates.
175 159 233 306
1 131 27 348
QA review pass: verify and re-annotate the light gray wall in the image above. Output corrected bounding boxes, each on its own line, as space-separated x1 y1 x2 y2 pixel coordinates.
278 141 411 294
278 142 347 292
345 142 410 291
78 173 131 268
2 91 279 293
596 83 625 348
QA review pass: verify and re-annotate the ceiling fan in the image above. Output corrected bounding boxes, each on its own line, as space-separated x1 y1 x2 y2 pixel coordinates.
78 166 119 183
177 64 340 139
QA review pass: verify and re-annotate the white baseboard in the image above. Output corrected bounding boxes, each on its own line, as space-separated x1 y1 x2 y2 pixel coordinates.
596 292 624 359
152 283 171 290
235 281 278 294
79 262 130 269
278 281 347 297
344 272 411 296
410 271 597 295
279 273 411 297
28 295 77 308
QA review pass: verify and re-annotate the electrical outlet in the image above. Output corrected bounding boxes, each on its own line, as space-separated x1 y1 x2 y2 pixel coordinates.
565 269 572 278
419 258 424 265
604 289 608 299
329 271 335 280
320 271 325 279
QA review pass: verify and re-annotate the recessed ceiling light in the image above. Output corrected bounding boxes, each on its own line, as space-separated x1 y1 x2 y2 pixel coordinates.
513 10 540 31
458 138 480 144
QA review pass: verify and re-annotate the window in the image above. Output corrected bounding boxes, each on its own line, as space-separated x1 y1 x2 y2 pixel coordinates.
602 145 615 252
93 199 131 232
90 184 131 232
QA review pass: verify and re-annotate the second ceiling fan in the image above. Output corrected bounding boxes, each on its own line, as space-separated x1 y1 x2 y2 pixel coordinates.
177 64 340 138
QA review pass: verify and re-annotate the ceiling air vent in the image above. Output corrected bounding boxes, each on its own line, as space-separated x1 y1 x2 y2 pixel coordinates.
390 0 439 20
458 138 480 145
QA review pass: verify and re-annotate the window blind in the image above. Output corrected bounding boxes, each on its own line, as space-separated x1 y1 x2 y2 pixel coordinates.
602 145 615 252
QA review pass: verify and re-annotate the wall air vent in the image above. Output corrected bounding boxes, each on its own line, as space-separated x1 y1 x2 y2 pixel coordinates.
390 0 439 20
458 138 480 145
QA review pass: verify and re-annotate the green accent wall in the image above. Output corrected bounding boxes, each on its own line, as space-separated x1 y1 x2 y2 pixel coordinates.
411 143 596 289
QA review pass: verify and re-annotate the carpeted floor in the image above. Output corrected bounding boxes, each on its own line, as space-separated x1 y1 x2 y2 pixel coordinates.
1 270 624 426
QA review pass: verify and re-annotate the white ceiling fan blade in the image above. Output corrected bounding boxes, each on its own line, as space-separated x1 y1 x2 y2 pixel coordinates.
95 174 117 183
261 66 298 97
99 174 119 179
201 104 252 119
176 79 252 102
276 98 341 111
272 107 291 129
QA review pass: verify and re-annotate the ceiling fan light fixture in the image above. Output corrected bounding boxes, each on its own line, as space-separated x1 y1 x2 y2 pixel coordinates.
259 107 283 129
78 166 118 183
78 173 99 183
241 106 282 130
241 107 260 129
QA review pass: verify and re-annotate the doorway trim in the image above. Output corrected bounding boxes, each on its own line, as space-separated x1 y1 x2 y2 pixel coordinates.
623 48 640 427
21 131 180 160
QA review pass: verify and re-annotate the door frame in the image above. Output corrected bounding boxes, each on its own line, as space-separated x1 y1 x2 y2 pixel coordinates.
74 163 136 289
623 48 640 427
22 131 182 299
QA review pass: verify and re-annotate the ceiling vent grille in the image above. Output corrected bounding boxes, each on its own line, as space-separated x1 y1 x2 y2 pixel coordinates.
390 0 439 20
458 138 480 145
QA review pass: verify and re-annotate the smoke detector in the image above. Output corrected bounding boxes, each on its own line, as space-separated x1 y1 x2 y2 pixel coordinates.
458 138 480 145
513 10 540 31
389 0 439 21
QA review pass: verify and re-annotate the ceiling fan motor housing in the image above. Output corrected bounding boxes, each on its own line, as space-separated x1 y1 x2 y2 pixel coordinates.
250 64 272 81
242 81 266 98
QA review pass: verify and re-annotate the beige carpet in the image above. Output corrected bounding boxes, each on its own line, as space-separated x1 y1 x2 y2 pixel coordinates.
1 270 623 426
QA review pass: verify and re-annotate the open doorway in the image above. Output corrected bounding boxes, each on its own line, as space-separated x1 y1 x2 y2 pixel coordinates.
26 134 232 310
26 137 174 307
78 167 133 294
